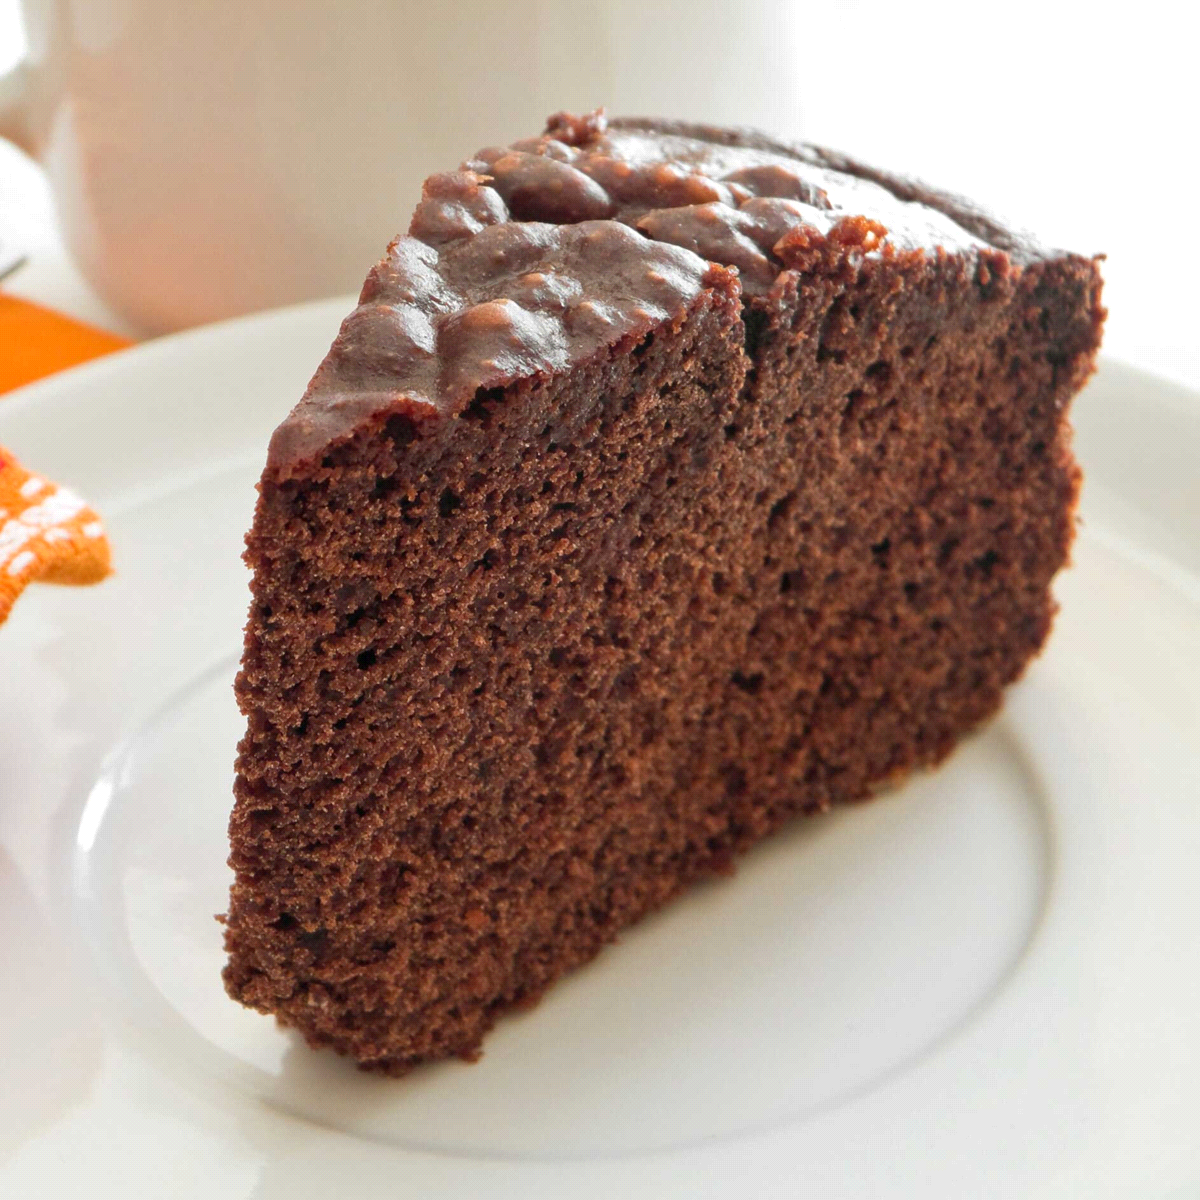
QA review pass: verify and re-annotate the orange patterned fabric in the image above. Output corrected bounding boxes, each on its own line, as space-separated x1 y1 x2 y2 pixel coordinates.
0 446 111 625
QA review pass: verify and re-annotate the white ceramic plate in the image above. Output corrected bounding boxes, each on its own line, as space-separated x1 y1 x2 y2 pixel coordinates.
1 301 1197 1199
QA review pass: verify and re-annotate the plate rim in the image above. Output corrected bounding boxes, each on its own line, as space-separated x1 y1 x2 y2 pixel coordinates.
2 301 1197 1197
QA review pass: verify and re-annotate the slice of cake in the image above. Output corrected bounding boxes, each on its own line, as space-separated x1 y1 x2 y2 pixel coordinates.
224 112 1104 1073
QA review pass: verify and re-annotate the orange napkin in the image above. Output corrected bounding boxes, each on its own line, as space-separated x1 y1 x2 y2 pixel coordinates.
0 296 128 623
0 294 130 394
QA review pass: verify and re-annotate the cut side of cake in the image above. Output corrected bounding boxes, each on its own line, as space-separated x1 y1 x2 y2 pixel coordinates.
224 111 1104 1073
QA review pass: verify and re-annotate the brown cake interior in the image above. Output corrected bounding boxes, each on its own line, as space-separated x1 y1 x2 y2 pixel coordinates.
224 114 1103 1073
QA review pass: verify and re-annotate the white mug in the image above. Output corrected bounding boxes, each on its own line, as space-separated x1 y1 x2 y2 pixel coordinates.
0 0 805 334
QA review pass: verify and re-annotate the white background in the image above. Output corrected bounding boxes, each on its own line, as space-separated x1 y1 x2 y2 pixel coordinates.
1 0 1197 390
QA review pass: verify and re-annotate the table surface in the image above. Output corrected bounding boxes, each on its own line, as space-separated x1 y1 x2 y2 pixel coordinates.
2 1 1197 393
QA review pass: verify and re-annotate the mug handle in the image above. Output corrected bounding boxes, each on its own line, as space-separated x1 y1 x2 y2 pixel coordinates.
0 56 32 153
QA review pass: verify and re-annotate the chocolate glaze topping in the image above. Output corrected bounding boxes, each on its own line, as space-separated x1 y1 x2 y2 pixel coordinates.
268 111 1037 477
269 219 729 474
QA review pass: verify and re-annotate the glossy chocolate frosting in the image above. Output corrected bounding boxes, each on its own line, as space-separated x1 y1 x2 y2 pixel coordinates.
267 111 1035 478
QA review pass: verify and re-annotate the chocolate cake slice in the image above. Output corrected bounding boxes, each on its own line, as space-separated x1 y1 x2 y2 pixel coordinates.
224 111 1104 1073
